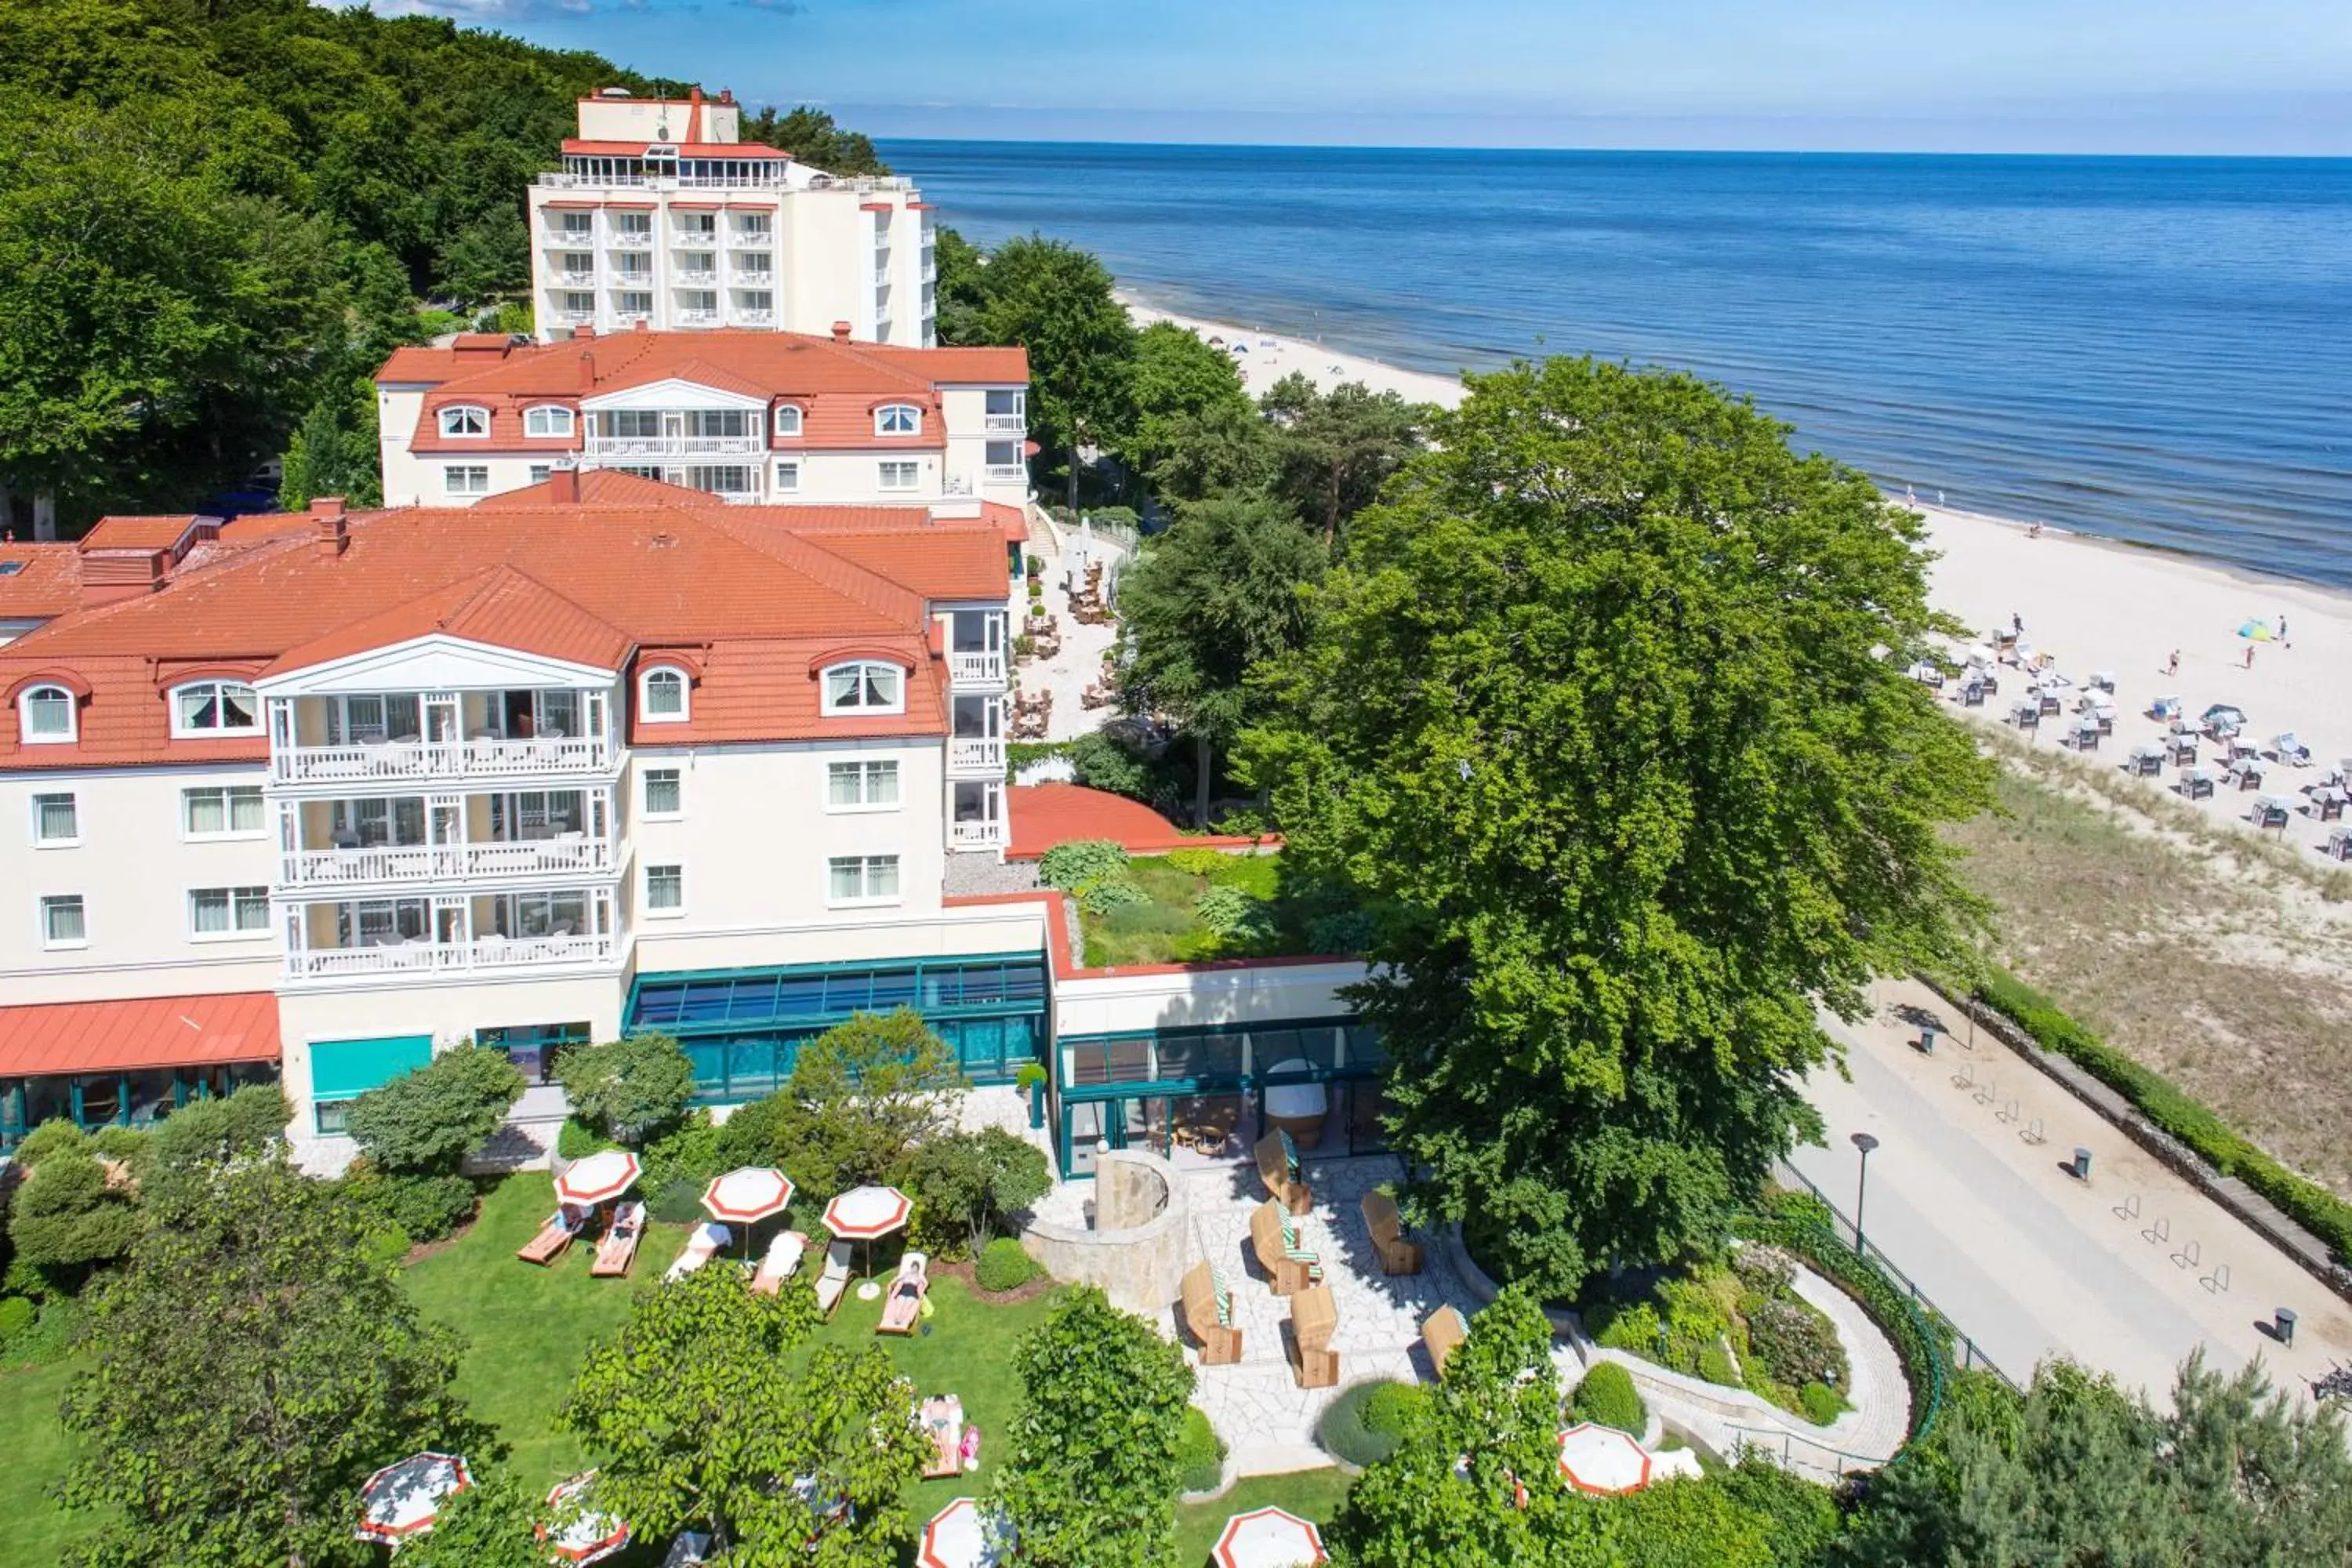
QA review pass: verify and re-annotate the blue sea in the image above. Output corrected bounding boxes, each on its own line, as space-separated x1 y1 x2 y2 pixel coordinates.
880 142 2352 588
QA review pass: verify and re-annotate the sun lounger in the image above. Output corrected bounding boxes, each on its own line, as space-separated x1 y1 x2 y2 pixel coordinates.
1361 1190 1425 1276
591 1200 647 1278
1249 1199 1322 1296
663 1221 730 1283
813 1237 855 1319
877 1250 930 1335
517 1205 584 1265
1422 1305 1468 1378
751 1229 809 1297
1178 1260 1242 1365
920 1395 966 1479
1254 1131 1312 1216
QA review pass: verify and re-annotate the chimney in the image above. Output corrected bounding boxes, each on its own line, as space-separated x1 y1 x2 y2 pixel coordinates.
572 323 595 341
831 321 852 343
312 496 348 557
579 350 596 391
688 86 703 143
551 465 581 504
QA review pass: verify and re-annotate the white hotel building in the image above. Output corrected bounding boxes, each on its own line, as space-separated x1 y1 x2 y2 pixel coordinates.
528 89 935 347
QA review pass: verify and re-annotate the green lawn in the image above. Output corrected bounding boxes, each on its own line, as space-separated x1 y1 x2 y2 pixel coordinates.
1079 851 1359 967
1174 1468 1355 1566
0 1357 90 1566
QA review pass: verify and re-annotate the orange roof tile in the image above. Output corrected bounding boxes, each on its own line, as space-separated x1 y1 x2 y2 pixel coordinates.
264 566 637 677
0 991 280 1076
0 543 85 619
1006 783 1277 860
81 515 216 554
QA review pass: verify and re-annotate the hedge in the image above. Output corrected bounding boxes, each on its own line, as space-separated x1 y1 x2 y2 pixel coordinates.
1568 1361 1646 1434
1960 967 2352 1269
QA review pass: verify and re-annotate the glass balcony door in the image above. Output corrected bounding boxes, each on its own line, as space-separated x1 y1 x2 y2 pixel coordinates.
331 797 426 850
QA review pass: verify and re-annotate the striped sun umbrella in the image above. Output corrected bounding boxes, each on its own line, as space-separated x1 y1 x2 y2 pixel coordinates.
355 1451 470 1544
554 1149 641 1208
823 1184 913 1285
1556 1423 1653 1496
541 1472 629 1566
920 1497 1010 1568
1213 1506 1327 1567
702 1167 796 1226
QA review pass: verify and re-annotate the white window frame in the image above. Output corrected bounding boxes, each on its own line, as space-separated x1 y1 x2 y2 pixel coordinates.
528 464 552 486
187 885 271 942
39 893 86 950
31 792 78 848
820 661 906 717
644 862 684 918
773 405 804 437
641 766 683 820
877 460 920 492
438 405 491 439
772 460 800 494
18 684 75 744
445 465 491 497
169 681 261 739
875 404 922 437
182 785 267 841
639 666 690 724
826 854 901 908
524 405 575 439
826 759 901 812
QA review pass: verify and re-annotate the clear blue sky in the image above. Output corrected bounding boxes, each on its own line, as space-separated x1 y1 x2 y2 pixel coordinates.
373 0 2352 154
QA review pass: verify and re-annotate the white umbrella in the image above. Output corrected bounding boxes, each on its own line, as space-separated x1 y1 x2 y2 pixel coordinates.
543 1472 630 1566
556 1149 642 1208
1213 1506 1327 1567
355 1451 470 1544
703 1167 795 1226
1556 1422 1653 1495
920 1497 1010 1568
823 1184 913 1291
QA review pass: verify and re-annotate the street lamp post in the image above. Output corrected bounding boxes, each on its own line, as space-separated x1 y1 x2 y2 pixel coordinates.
1850 1131 1880 1254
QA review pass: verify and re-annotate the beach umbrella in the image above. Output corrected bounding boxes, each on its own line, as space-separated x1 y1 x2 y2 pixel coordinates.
355 1451 470 1544
920 1497 1011 1568
703 1167 795 1226
1556 1423 1653 1496
823 1184 913 1285
555 1149 641 1208
2238 619 2274 641
543 1472 630 1566
1213 1507 1327 1567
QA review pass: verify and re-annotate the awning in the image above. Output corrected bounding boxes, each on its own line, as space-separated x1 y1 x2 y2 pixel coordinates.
0 993 279 1076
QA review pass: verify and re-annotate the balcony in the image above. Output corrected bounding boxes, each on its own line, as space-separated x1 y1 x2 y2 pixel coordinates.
270 735 613 787
606 230 653 249
949 650 1007 688
676 308 720 326
550 307 595 326
284 929 622 982
548 230 597 249
583 434 763 459
729 227 774 247
559 268 597 287
983 413 1026 434
984 466 1028 486
949 818 1007 851
948 737 1004 775
733 308 776 326
278 834 618 891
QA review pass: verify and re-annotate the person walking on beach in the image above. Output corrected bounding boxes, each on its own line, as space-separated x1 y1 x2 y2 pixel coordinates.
2245 644 2257 670
2279 612 2289 647
2167 649 2180 677
2012 612 2024 636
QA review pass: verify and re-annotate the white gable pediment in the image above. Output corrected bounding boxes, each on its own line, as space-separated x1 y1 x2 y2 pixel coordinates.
257 633 621 696
581 376 770 413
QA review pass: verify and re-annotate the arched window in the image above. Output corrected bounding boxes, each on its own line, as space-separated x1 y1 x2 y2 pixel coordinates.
640 666 689 723
874 404 922 437
822 661 904 715
524 405 575 438
171 681 260 736
774 405 804 438
438 405 490 438
19 684 75 744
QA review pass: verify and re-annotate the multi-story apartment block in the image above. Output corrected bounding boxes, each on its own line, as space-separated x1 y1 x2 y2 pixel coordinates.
529 89 935 346
376 328 1033 512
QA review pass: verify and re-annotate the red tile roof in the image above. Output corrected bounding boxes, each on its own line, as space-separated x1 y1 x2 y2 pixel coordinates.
0 992 281 1076
81 515 216 554
1005 784 1278 860
563 140 791 159
0 543 85 620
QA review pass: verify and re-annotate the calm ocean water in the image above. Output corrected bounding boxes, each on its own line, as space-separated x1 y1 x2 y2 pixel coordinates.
880 141 2352 587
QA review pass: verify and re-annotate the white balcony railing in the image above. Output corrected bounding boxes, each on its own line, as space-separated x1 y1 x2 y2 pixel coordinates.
605 230 653 249
270 735 612 786
676 308 720 325
983 413 1026 434
733 309 775 326
548 230 596 249
552 308 594 326
559 268 597 286
985 466 1029 485
278 835 618 891
948 737 1005 774
730 227 774 246
950 818 1006 851
583 434 762 458
284 929 622 982
949 651 1007 687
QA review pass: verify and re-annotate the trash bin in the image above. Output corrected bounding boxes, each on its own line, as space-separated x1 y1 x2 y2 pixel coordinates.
2277 1308 2298 1348
2071 1146 2092 1181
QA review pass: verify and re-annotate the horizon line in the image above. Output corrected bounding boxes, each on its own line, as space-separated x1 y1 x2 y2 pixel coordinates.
865 134 2352 162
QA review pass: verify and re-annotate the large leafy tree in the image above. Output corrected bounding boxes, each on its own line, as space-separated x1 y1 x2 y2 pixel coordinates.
1246 358 1994 1299
1120 320 1254 481
991 1286 1194 1568
345 1041 525 1176
559 1264 924 1566
738 105 888 176
972 235 1138 506
56 1159 484 1568
718 1008 964 1211
1260 372 1434 544
5 1127 143 1276
1116 495 1327 824
556 1032 695 1145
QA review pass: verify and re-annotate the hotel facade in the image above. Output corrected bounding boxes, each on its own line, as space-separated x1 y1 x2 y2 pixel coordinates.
528 89 935 347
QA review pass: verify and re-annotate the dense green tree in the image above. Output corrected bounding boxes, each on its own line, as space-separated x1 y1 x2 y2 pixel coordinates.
432 206 532 306
927 225 991 347
6 1131 142 1275
719 1009 964 1210
391 1468 546 1568
972 236 1137 506
1246 358 1994 1299
556 1032 695 1145
560 1263 924 1566
56 1158 484 1568
1118 495 1326 823
143 1083 292 1200
991 1286 1195 1568
1260 372 1433 545
1143 397 1284 506
903 1125 1052 1258
1120 320 1254 481
739 104 889 176
278 378 385 510
345 1041 525 1176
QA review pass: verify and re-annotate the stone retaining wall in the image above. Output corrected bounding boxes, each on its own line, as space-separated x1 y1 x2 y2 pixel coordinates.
1020 1148 1189 1313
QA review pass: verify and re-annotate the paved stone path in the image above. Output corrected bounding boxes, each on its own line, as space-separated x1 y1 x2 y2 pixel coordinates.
1018 509 1126 743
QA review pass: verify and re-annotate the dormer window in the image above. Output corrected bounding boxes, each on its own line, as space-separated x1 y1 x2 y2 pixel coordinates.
171 681 260 737
875 404 922 437
773 405 804 438
524 405 575 439
640 666 689 723
438 405 490 439
822 661 904 715
19 684 75 744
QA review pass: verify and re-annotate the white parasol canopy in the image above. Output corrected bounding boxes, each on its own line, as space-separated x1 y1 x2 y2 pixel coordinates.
1213 1506 1327 1567
543 1472 630 1565
920 1497 1010 1568
822 1184 913 1241
355 1451 470 1543
1556 1422 1653 1495
556 1149 642 1207
702 1167 796 1226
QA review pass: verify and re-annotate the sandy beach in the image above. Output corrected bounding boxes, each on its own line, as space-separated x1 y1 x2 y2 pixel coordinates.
1130 295 2352 865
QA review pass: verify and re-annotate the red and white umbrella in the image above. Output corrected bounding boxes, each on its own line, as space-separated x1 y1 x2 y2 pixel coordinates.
1556 1422 1653 1495
1213 1506 1327 1567
555 1149 641 1207
541 1472 630 1565
702 1167 795 1226
355 1451 470 1543
822 1184 912 1240
919 1497 1010 1568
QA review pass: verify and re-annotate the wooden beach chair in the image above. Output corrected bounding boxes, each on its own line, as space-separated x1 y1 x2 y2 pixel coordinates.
1422 1305 1468 1379
590 1200 646 1278
750 1229 809 1297
814 1238 855 1319
1361 1190 1425 1276
877 1251 930 1335
517 1206 583 1265
1254 1131 1312 1215
1178 1260 1243 1365
1287 1283 1340 1389
1249 1199 1322 1296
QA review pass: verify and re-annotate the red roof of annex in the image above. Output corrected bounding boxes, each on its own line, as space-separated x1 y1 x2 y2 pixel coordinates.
0 991 280 1076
